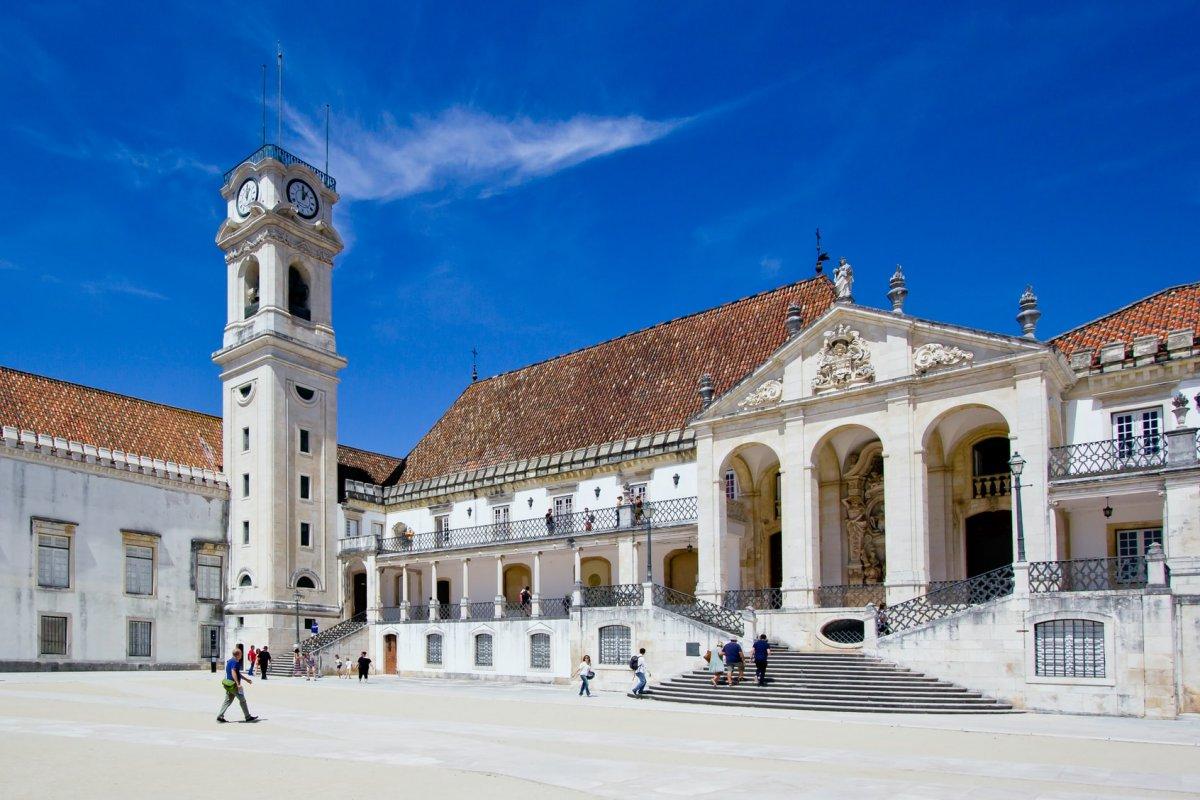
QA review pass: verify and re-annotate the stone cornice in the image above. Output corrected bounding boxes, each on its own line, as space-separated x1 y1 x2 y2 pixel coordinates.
1 425 228 496
218 219 342 266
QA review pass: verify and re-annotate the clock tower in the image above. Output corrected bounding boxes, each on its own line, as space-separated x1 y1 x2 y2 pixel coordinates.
214 146 346 652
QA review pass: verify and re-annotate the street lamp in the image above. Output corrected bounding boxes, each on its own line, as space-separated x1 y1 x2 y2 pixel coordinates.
1008 451 1027 563
643 505 655 584
293 588 303 650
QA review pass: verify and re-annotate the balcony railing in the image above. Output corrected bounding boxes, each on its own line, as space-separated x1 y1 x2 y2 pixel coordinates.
1049 435 1166 479
816 583 885 608
722 588 783 611
581 583 644 607
971 472 1011 498
337 534 380 556
224 143 337 191
1029 557 1149 592
878 564 1015 637
652 584 745 636
365 496 698 557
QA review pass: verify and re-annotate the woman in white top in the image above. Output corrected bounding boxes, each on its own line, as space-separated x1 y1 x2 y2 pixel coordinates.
575 654 594 697
709 640 726 686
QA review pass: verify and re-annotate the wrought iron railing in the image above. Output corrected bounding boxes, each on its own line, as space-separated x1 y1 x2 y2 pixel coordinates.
371 496 698 557
971 472 1011 498
722 588 783 610
1048 435 1167 479
408 604 430 622
536 597 572 619
1029 557 1149 592
380 606 402 623
652 584 744 636
299 612 366 655
437 602 462 621
878 564 1014 637
224 143 337 191
581 583 644 607
467 601 495 620
816 583 885 608
337 534 380 556
501 601 529 619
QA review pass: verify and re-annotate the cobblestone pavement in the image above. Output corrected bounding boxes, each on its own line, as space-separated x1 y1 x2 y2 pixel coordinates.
0 671 1198 799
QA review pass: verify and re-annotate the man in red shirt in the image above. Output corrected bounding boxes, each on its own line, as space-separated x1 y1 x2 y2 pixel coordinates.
247 645 258 676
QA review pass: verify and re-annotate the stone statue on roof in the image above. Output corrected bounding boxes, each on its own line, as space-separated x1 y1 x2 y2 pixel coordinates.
833 257 853 302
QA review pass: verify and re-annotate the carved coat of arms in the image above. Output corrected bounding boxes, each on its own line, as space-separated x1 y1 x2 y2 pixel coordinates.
737 379 783 410
812 324 875 392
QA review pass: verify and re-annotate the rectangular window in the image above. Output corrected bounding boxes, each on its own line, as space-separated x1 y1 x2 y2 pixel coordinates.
371 521 383 537
241 427 250 452
241 473 250 498
242 520 250 545
345 518 360 537
474 633 493 667
127 619 152 658
125 545 154 595
1113 407 1162 458
774 471 782 520
724 469 739 500
196 554 222 600
299 429 310 454
40 615 68 656
1035 619 1104 678
553 495 574 517
1116 527 1164 583
530 632 551 669
200 625 222 660
300 522 311 548
426 633 443 665
628 484 647 503
299 475 311 500
598 624 631 665
434 514 451 532
37 533 71 589
493 505 510 524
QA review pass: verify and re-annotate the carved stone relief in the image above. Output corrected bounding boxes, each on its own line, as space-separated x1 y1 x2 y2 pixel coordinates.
843 448 885 584
913 342 975 375
737 379 783 410
812 324 875 392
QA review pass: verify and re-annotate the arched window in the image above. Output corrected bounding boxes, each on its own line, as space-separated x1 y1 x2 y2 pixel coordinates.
288 265 311 320
474 633 493 667
238 574 252 587
530 632 551 669
1035 619 1104 678
295 576 315 589
426 633 442 665
598 624 631 665
242 259 260 319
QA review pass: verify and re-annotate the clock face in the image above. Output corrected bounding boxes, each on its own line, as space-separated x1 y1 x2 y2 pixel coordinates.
235 179 258 217
287 179 319 219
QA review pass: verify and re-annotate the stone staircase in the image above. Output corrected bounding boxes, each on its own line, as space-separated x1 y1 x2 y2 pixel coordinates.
647 645 1014 713
261 613 368 678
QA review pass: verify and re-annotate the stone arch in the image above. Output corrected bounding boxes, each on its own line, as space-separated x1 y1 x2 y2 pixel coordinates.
239 257 260 319
503 563 531 602
287 263 311 320
664 547 698 594
289 568 322 591
580 556 612 588
717 441 783 593
235 569 254 588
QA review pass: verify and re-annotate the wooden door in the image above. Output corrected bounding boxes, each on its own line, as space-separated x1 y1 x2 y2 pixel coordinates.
383 634 397 674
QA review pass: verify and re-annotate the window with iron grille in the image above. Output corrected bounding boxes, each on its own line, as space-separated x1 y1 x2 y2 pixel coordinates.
724 470 739 500
426 633 442 665
128 619 153 658
40 615 68 656
1116 528 1163 583
125 545 154 595
474 633 493 667
38 533 71 589
530 632 551 669
196 554 222 600
200 624 222 659
598 624 631 665
1035 619 1104 678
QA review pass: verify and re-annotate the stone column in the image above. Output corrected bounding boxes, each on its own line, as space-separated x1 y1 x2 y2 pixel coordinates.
781 411 818 609
572 546 583 607
1165 473 1200 593
617 537 636 585
883 391 930 604
531 551 542 617
399 565 410 622
364 554 380 623
694 428 724 602
429 560 439 621
460 558 471 619
494 554 504 619
1011 372 1053 561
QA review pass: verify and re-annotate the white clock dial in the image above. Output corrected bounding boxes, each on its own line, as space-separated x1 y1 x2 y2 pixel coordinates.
287 179 319 219
235 179 258 217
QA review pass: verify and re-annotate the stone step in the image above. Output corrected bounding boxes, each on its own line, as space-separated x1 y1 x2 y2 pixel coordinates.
654 683 989 702
665 679 975 694
644 693 1015 714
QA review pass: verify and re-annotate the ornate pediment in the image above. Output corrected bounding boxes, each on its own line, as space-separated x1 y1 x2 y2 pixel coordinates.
913 343 974 375
737 379 783 410
812 324 875 392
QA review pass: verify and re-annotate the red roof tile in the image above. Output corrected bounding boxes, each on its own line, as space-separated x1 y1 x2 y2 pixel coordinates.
0 366 403 483
1051 282 1200 356
400 276 836 482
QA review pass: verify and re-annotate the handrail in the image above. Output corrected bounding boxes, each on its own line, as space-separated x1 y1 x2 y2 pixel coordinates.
653 584 744 636
1029 557 1149 592
815 584 884 608
224 143 337 191
299 611 366 656
878 564 1014 637
1049 435 1167 479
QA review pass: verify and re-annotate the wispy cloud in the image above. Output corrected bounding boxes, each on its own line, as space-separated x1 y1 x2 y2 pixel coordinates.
80 276 168 301
760 256 782 276
0 259 20 272
110 143 220 177
290 106 685 202
11 126 218 179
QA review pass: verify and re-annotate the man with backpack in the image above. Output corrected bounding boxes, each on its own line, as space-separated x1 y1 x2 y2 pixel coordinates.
629 648 648 697
722 637 745 686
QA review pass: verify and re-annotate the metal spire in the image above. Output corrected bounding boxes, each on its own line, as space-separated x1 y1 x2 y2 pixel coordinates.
276 43 283 146
471 347 479 382
814 228 830 274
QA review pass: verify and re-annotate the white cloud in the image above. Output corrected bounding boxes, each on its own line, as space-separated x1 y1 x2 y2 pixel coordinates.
110 144 220 177
290 106 684 202
80 276 168 301
0 259 20 271
760 256 782 275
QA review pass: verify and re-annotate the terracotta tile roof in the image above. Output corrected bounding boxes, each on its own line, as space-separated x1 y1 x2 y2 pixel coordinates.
1050 282 1200 356
0 365 403 483
336 443 405 487
400 276 836 482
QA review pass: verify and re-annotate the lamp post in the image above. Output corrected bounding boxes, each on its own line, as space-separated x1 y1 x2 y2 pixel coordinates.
293 589 303 650
643 505 655 584
1008 452 1027 563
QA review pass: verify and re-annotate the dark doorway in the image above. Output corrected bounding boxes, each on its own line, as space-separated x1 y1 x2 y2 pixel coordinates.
352 572 367 616
769 532 783 588
965 511 1013 577
436 579 452 605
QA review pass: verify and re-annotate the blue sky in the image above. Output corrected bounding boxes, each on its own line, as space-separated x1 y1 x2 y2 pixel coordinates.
1 2 1197 458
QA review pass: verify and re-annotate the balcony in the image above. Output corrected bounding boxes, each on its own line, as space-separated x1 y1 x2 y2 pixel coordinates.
338 496 698 559
223 143 337 191
971 472 1011 499
1048 435 1167 480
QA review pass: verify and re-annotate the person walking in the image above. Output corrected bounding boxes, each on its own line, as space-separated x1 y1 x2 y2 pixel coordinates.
257 645 271 680
292 646 302 677
722 637 745 686
630 648 648 698
544 508 555 533
217 645 259 724
357 651 371 681
519 586 533 616
575 654 595 697
305 653 317 681
246 645 257 676
751 634 771 686
708 639 727 687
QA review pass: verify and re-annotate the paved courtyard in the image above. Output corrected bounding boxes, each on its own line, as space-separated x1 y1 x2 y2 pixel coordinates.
0 671 1198 799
